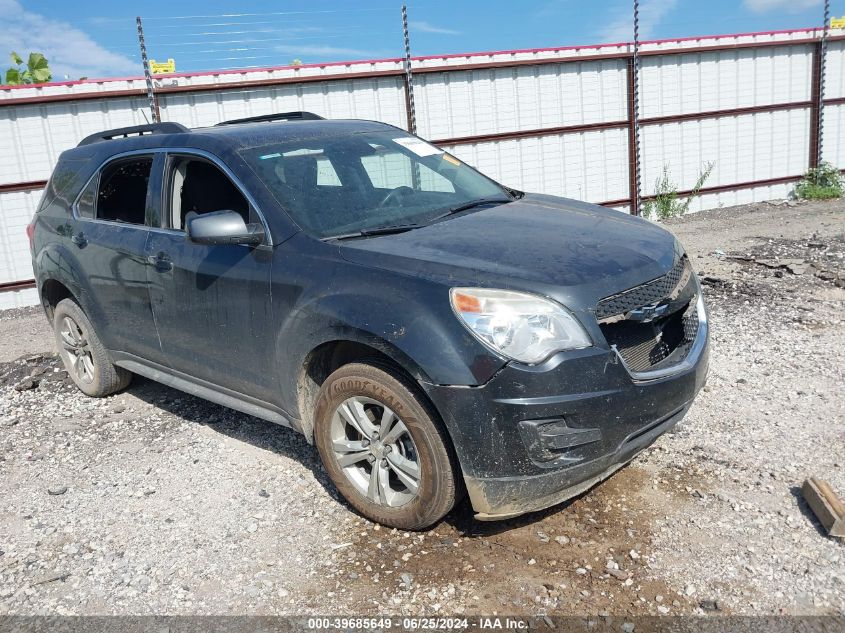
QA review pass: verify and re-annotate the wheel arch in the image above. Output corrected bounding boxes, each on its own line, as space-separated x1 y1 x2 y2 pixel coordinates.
40 278 78 322
295 332 436 443
35 241 94 323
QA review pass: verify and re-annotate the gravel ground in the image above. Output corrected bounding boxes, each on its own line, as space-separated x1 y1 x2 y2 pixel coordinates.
0 199 842 617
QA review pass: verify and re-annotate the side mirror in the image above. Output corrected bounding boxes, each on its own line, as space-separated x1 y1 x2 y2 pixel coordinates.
186 210 264 246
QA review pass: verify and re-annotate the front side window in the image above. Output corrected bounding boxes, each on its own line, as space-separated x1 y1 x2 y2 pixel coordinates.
241 131 511 238
95 157 153 225
166 156 254 230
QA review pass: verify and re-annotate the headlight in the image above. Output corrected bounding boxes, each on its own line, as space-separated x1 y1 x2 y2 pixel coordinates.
450 287 592 364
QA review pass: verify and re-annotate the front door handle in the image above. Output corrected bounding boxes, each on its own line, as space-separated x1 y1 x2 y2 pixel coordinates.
71 232 87 248
146 252 173 272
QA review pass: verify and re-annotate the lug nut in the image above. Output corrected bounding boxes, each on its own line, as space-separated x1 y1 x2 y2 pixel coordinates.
361 439 370 448
367 455 376 464
383 445 392 454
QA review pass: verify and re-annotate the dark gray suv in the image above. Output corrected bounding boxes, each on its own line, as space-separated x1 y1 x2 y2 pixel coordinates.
29 112 709 529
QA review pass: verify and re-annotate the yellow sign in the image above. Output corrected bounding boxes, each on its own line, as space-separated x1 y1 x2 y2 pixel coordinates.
831 16 845 29
150 58 176 74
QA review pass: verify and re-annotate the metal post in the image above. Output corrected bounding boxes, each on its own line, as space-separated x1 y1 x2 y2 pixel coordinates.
630 0 643 215
136 16 160 124
818 0 830 165
401 5 417 135
809 42 822 168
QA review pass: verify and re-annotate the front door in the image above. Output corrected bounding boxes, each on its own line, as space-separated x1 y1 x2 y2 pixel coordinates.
145 154 275 402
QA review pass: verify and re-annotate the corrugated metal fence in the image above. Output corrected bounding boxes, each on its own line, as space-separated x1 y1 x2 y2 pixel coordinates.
1 27 844 309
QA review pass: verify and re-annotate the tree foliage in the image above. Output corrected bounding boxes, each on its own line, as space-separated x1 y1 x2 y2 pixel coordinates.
5 51 52 85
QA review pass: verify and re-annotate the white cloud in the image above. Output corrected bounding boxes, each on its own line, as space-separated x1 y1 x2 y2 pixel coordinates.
0 0 137 81
597 0 679 43
409 21 461 35
744 0 821 13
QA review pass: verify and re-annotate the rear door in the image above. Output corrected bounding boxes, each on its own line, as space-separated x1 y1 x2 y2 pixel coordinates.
145 152 276 401
71 153 163 362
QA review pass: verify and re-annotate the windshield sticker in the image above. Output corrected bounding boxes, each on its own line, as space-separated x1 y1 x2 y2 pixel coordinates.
259 153 282 160
442 153 461 166
393 137 443 157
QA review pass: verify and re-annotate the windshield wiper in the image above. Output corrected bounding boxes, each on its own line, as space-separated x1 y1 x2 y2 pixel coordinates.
426 196 513 223
321 197 513 242
504 186 525 199
322 224 423 241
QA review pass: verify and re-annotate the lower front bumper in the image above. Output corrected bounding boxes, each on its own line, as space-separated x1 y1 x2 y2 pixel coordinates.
422 300 709 521
467 405 688 520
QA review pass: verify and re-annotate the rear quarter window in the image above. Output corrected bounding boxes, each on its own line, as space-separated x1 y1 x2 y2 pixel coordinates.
75 176 97 219
38 158 90 214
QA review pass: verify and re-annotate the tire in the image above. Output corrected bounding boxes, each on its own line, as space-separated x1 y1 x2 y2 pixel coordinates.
53 298 132 397
314 361 459 530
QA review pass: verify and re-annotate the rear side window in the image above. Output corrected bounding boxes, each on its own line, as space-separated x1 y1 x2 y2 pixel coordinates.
91 157 153 225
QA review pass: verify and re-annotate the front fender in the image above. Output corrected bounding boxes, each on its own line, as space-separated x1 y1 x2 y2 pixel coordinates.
271 251 507 417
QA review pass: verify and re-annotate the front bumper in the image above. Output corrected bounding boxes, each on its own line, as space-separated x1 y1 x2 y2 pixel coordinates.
422 297 710 520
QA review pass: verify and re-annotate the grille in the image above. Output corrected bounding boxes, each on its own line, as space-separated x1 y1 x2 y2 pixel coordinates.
596 256 691 321
602 296 699 372
683 301 699 341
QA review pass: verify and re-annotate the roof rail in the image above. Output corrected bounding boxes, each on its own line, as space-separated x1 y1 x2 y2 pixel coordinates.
215 111 325 126
77 122 189 147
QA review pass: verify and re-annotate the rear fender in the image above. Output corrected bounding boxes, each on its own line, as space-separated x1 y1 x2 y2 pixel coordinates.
35 240 101 328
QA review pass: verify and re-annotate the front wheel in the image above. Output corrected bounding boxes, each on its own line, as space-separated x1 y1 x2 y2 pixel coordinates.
314 362 459 530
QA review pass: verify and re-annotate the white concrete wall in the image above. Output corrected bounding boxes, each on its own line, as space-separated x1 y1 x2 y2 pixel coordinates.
822 39 845 167
414 59 629 138
444 129 630 204
160 76 408 130
0 189 42 309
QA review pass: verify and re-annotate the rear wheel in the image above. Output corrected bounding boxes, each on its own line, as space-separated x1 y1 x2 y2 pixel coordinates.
314 362 458 530
53 299 131 397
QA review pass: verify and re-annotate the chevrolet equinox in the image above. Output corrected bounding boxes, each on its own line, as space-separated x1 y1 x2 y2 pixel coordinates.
28 112 709 529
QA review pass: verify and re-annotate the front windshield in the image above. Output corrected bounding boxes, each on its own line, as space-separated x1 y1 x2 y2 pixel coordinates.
240 130 512 238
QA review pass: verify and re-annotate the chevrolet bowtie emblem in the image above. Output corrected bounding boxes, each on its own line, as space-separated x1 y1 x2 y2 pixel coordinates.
626 301 670 323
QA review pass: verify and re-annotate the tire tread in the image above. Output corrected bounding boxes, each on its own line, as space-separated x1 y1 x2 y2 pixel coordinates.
53 298 131 398
314 361 458 530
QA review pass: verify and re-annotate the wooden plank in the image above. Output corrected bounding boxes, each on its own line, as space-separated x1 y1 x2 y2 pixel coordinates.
802 477 845 538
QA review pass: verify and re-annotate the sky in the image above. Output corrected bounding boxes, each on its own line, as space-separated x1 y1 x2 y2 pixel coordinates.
1 0 843 81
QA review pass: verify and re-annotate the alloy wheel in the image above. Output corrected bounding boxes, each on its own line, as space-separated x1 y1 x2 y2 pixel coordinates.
58 316 95 384
330 396 421 507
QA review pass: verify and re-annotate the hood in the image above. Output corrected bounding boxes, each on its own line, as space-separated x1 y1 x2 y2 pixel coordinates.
339 194 681 306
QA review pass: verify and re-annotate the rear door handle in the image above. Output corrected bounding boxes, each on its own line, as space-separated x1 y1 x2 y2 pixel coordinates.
146 252 173 272
71 232 87 248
